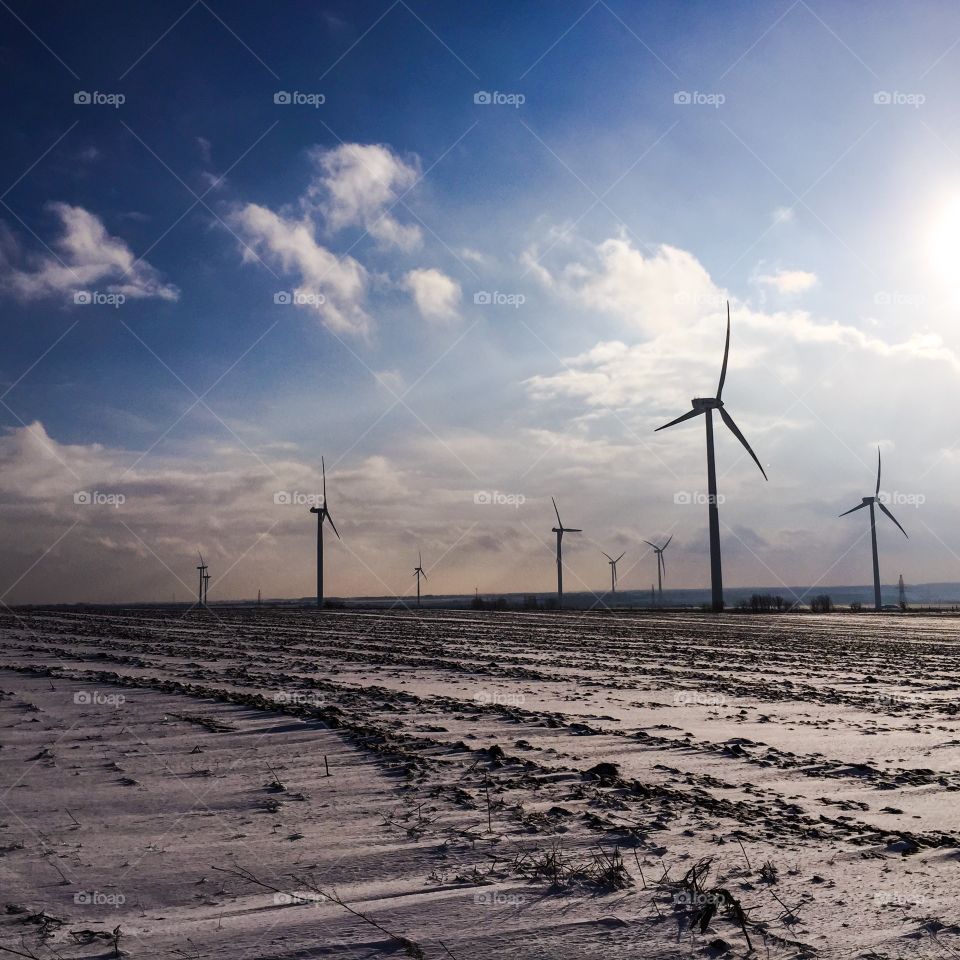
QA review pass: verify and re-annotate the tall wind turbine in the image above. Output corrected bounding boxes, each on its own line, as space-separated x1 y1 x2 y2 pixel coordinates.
601 551 625 594
309 457 340 608
413 552 427 608
551 498 581 608
839 447 908 611
196 552 207 608
643 535 673 601
656 301 767 612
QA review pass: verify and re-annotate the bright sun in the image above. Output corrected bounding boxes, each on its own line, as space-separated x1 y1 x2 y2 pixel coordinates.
929 195 960 279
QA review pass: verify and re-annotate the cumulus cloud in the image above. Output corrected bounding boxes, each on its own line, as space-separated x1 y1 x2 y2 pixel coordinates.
231 203 371 337
402 267 461 322
524 234 721 333
0 203 179 302
306 143 422 251
756 267 818 295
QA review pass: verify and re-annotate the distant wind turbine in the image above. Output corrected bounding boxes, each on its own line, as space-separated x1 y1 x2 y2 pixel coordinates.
643 535 673 601
309 457 340 608
551 498 581 608
839 447 908 611
601 551 625 594
413 552 427 608
655 301 767 612
196 552 207 608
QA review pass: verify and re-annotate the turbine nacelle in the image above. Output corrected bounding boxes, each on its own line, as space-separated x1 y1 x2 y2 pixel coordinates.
691 397 722 410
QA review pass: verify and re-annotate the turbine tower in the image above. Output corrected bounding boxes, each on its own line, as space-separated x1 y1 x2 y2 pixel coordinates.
196 552 207 608
551 498 581 608
203 568 210 606
413 552 427 608
601 551 625 594
656 301 767 612
309 457 341 608
643 535 673 601
839 448 907 611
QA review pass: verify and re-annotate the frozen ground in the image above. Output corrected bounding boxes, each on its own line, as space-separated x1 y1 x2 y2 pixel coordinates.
2 608 960 958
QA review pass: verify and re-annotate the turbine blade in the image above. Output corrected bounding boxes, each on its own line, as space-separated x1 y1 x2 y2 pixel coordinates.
719 407 768 480
552 496 562 528
655 407 703 431
419 551 422 568
422 569 428 580
662 534 673 550
325 510 341 540
322 456 327 503
602 552 614 562
875 446 881 498
615 552 625 563
839 502 869 517
877 500 909 538
717 300 731 400
566 527 582 533
642 540 658 549
660 553 666 575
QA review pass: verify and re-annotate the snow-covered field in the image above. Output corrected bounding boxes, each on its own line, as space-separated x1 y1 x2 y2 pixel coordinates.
2 608 960 958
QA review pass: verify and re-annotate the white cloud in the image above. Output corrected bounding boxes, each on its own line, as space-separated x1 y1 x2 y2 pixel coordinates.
526 233 721 333
756 268 818 295
403 267 461 322
231 202 371 337
0 203 179 302
307 143 422 252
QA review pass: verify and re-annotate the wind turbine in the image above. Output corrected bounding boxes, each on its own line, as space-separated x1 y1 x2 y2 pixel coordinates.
643 535 673 602
656 301 767 612
203 569 210 606
601 551 625 594
309 457 340 608
551 498 581 608
196 552 207 608
839 447 908 611
413 552 427 608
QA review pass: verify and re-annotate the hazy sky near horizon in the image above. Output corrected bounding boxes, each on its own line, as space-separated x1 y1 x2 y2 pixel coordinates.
4 0 960 604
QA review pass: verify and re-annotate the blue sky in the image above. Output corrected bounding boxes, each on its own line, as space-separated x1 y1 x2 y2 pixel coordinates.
4 0 960 603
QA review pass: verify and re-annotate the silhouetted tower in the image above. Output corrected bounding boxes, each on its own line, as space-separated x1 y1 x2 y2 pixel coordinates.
196 553 208 608
656 303 767 612
899 573 907 610
413 553 427 608
550 498 581 608
309 457 341 608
